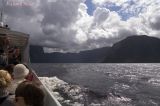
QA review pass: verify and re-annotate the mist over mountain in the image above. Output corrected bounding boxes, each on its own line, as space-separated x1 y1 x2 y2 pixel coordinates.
30 45 110 63
30 35 160 63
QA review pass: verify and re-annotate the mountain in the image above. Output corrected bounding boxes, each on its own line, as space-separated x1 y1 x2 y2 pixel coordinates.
30 45 110 63
103 35 160 63
29 45 45 62
30 35 160 63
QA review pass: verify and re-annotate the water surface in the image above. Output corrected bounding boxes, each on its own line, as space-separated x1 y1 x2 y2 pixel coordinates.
31 63 160 106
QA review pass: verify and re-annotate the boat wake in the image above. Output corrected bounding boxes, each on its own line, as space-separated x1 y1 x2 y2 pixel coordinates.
39 77 133 106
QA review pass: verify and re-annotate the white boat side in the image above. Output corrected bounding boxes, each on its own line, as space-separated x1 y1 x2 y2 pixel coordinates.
30 69 62 106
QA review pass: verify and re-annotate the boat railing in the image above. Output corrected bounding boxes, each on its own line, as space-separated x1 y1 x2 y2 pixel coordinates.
30 69 62 106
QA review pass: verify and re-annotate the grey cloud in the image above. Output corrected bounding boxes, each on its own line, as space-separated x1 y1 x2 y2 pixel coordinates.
5 5 35 17
1 0 160 53
2 0 36 17
149 15 160 30
118 28 136 38
38 0 85 52
1 0 85 52
40 0 80 27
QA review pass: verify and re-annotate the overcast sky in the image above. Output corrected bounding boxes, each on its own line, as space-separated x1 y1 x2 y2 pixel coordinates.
1 0 160 52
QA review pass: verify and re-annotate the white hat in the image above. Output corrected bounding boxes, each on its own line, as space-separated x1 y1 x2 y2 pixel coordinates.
13 64 29 79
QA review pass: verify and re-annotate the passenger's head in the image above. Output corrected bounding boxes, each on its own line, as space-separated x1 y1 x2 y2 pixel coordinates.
15 48 20 54
13 64 29 79
15 81 45 106
0 69 12 88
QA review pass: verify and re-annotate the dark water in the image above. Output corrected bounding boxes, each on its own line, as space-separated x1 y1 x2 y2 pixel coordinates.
31 63 160 106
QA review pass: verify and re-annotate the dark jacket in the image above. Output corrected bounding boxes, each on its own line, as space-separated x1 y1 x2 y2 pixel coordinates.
0 54 8 67
0 95 15 106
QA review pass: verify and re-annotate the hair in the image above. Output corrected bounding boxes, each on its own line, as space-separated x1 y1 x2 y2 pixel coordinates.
0 70 12 88
15 81 45 106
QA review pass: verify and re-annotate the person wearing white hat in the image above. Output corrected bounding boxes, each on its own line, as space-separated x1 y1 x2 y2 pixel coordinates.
8 64 30 94
13 64 29 79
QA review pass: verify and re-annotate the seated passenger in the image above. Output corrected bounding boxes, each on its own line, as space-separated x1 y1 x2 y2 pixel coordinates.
14 81 45 106
0 49 8 67
0 70 14 106
8 64 29 94
8 47 21 65
4 64 15 78
0 36 9 67
0 36 9 53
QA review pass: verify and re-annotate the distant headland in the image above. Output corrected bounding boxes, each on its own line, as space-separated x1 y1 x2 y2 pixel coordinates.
30 35 160 63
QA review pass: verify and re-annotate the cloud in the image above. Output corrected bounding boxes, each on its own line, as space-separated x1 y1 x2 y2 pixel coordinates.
93 0 160 34
137 0 160 36
149 15 160 30
92 0 128 6
1 0 160 52
93 7 110 25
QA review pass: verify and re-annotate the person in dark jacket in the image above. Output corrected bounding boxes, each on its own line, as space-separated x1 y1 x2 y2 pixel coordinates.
0 69 14 106
0 36 9 67
0 49 8 67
